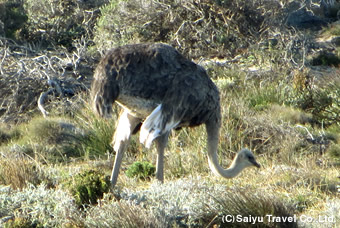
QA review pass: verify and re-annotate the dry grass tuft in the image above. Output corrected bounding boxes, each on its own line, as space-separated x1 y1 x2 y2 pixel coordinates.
86 199 165 227
0 154 49 189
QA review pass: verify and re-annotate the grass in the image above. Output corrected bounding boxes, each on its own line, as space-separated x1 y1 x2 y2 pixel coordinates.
0 67 339 227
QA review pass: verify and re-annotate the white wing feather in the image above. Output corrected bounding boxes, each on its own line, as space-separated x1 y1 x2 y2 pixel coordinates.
140 104 179 148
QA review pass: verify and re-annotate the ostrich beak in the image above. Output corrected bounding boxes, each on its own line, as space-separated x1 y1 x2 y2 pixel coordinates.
249 158 261 168
252 160 261 168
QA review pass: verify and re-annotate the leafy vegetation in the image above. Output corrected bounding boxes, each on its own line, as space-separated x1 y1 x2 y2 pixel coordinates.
65 169 110 207
0 0 339 227
126 161 156 180
0 0 27 39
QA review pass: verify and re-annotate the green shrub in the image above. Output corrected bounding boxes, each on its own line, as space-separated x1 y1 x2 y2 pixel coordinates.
0 0 28 39
247 84 287 111
289 70 340 126
65 169 110 207
126 161 156 180
311 51 340 67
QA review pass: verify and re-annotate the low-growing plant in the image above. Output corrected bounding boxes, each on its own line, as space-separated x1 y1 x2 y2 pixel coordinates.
16 117 85 163
65 169 110 207
3 217 43 228
126 161 156 180
0 155 50 189
311 51 340 67
212 190 298 227
23 117 72 145
74 106 116 157
0 184 81 227
0 124 20 146
288 69 340 126
85 199 165 228
88 178 297 227
327 143 340 161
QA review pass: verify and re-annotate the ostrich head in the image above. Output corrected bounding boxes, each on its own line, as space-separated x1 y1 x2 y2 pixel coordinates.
232 149 261 169
208 148 260 179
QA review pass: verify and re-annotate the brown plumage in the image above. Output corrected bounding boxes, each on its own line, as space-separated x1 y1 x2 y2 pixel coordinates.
90 43 260 187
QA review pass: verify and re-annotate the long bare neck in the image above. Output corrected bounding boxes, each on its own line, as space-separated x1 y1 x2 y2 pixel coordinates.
205 119 246 178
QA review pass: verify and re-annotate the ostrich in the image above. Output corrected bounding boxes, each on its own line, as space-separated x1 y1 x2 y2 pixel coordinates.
90 43 260 187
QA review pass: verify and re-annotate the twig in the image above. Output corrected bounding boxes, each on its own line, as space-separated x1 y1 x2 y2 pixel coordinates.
296 125 314 140
37 88 54 118
0 47 8 75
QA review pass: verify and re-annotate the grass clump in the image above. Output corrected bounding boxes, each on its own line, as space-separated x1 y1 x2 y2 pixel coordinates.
212 190 298 228
73 106 116 158
65 169 110 207
23 117 76 145
126 161 156 180
15 117 85 163
85 199 165 228
0 155 49 189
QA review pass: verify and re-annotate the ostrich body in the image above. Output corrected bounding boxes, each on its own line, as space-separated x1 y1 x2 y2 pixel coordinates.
91 43 260 187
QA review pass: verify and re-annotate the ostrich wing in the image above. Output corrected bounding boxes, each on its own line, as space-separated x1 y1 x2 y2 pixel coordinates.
140 65 220 148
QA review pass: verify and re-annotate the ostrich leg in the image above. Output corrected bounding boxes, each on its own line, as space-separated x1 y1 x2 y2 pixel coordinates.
111 110 141 187
154 132 170 183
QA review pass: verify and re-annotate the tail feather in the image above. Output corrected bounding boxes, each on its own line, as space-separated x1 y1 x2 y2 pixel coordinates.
140 104 179 148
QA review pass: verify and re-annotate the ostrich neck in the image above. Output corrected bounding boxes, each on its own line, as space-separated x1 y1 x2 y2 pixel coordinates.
206 121 244 178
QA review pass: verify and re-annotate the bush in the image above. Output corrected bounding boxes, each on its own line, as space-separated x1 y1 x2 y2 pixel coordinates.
94 0 285 58
126 161 156 180
0 185 81 227
311 51 340 67
22 0 108 48
289 69 340 126
65 169 110 207
0 0 28 39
